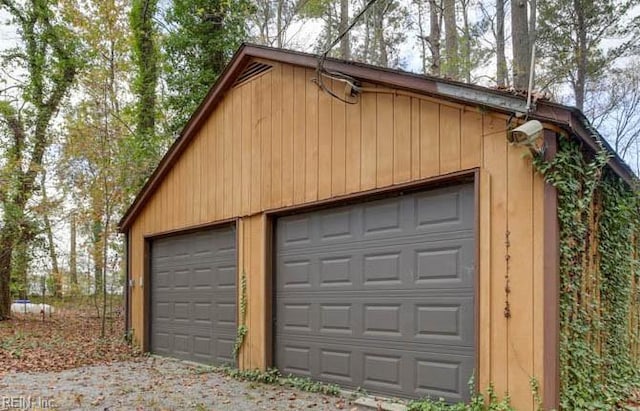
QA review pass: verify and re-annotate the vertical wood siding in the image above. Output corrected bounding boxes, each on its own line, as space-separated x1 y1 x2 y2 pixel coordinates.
129 60 547 410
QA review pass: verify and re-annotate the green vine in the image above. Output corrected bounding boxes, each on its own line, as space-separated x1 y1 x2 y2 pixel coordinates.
232 271 248 359
533 136 640 409
213 366 342 396
407 376 513 410
529 377 543 411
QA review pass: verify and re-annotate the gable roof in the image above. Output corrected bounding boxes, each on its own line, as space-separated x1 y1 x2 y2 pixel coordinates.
118 43 636 232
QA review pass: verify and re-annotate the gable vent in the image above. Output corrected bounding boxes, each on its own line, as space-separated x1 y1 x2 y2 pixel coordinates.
233 61 273 87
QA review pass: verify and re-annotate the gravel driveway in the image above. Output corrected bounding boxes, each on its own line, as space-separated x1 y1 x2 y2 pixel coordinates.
0 357 359 410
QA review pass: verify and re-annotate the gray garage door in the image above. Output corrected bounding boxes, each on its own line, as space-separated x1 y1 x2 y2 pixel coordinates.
274 184 475 401
150 226 236 365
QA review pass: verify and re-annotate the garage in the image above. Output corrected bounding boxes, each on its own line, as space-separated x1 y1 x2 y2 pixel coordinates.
119 45 611 408
274 184 475 401
150 225 237 365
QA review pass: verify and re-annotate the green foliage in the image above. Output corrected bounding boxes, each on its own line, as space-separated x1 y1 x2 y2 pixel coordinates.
298 0 332 18
0 0 80 319
232 271 248 359
529 377 543 411
215 366 342 396
129 0 164 193
162 0 252 136
537 0 639 107
407 376 513 411
533 136 640 409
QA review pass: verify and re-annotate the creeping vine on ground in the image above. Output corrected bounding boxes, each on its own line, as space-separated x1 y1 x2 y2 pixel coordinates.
213 366 342 396
406 376 514 411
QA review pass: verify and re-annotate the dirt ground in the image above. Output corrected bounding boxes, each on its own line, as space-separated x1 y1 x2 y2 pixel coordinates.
0 308 358 410
0 356 357 411
0 308 138 375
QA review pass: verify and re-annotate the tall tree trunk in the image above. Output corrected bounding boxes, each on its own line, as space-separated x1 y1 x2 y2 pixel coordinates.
131 0 158 142
92 217 104 305
41 172 61 297
372 2 388 67
0 235 14 319
339 0 350 59
443 0 458 79
362 7 371 62
573 0 586 110
460 0 471 83
12 237 30 299
511 0 530 89
208 8 226 78
276 0 283 47
70 213 78 286
101 214 110 337
496 0 507 86
416 0 427 74
429 0 441 76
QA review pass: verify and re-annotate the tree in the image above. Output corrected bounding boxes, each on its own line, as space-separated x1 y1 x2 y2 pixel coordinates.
586 63 640 170
307 0 345 57
40 170 62 297
495 0 507 86
250 0 307 48
457 0 491 83
428 0 442 75
69 212 78 287
162 0 251 136
59 0 134 335
442 0 458 78
339 0 350 59
537 0 639 110
413 0 441 75
129 0 160 192
511 0 531 90
348 0 406 67
0 0 79 319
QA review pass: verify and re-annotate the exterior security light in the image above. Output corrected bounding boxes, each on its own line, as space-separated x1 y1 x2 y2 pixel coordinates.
508 119 543 146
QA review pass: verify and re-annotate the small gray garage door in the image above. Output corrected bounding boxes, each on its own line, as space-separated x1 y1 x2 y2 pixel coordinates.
275 184 475 401
150 226 236 365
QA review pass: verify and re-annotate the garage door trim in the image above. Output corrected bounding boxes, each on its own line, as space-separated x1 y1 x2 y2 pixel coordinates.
269 169 479 399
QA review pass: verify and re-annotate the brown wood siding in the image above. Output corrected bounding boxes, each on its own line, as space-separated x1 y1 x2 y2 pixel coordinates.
128 60 548 410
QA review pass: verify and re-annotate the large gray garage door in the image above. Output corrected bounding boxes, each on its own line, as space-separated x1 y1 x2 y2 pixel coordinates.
150 226 236 365
275 184 475 401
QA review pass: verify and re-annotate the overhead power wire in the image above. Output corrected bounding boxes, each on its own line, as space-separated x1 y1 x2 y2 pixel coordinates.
314 0 380 104
320 0 379 61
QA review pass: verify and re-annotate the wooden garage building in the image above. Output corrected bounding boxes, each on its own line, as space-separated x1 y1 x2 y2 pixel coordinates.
118 44 635 410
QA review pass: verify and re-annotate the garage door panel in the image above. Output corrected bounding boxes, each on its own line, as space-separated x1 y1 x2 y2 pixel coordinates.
150 225 236 365
276 295 474 347
276 337 474 402
278 186 474 253
275 184 475 400
277 237 475 291
414 351 474 401
216 337 235 363
216 265 238 288
277 230 474 259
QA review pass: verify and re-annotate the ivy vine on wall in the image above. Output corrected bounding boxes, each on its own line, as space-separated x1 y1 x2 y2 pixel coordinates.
533 136 640 409
232 271 248 359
